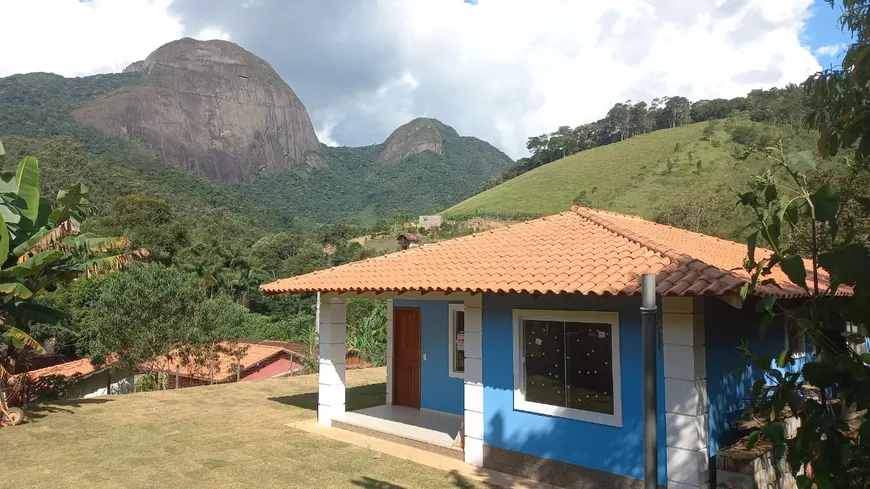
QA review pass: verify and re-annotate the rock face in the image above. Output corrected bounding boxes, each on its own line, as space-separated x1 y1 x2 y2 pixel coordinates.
74 38 320 182
377 117 445 165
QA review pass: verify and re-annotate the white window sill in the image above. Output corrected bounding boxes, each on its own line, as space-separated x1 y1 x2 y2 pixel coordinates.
449 371 465 379
513 393 623 427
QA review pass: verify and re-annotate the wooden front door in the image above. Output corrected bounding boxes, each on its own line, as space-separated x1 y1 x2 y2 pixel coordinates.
393 306 422 408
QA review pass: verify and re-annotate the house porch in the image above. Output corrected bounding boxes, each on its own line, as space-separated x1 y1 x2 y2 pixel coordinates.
333 405 464 459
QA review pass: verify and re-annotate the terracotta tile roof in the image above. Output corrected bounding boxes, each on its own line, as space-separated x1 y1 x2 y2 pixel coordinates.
261 206 845 299
27 357 110 379
144 342 292 382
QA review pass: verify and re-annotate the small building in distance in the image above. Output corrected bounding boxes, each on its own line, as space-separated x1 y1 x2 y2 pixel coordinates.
26 358 133 400
418 215 443 229
396 232 421 251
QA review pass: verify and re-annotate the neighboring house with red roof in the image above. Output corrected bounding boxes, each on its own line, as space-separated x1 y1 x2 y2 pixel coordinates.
261 206 847 489
144 340 305 388
27 357 133 400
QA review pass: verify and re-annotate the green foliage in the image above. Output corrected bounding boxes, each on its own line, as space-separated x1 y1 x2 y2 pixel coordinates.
0 155 146 375
734 23 870 480
95 194 188 265
346 299 387 367
75 264 202 369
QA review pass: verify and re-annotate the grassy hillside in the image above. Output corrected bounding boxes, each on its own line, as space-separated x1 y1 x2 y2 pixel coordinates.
443 118 821 240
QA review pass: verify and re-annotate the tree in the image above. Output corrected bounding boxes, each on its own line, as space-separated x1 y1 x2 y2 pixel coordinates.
629 101 649 136
606 102 631 140
97 194 188 265
734 4 870 485
0 156 147 376
664 96 691 128
76 264 201 370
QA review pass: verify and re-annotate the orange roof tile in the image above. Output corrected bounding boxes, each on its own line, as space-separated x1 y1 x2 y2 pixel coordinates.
145 342 292 382
27 357 110 379
261 206 846 299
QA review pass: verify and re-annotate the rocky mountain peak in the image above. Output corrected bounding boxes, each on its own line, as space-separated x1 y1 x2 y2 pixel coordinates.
377 117 453 165
75 38 320 182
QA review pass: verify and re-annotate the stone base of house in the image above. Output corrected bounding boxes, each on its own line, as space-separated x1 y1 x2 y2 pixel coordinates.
482 445 665 489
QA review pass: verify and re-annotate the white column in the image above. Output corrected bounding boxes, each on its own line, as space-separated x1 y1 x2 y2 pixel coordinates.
318 295 347 426
385 299 394 406
463 294 484 466
663 297 709 489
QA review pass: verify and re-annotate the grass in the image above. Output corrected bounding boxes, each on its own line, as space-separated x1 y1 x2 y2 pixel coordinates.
0 368 492 489
442 120 818 228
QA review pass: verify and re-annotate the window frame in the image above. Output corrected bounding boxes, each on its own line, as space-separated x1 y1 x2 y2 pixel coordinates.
512 309 622 427
448 303 466 379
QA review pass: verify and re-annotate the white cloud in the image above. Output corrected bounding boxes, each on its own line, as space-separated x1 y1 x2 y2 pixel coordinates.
2 0 823 159
197 27 231 41
814 43 847 57
1 0 183 77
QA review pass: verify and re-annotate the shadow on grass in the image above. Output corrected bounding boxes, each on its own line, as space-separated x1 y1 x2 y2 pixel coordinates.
27 398 114 419
350 471 488 489
269 383 386 412
448 470 478 489
351 476 406 489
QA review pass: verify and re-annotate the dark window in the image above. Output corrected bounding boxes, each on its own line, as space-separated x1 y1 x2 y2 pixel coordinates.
454 310 465 373
523 319 614 415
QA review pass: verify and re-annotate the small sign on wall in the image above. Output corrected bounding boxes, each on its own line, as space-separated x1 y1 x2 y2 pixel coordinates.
456 332 465 351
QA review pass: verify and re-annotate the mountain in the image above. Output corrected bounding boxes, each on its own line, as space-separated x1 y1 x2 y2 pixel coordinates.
0 39 513 227
442 119 825 241
241 117 515 224
73 38 320 183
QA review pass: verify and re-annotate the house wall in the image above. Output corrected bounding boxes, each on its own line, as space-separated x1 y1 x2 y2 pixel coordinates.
241 356 300 381
393 299 465 415
481 293 667 485
704 297 797 472
66 369 133 400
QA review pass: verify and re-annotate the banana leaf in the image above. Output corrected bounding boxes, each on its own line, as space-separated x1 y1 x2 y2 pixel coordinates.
49 183 85 226
0 250 64 278
0 282 33 299
80 248 149 278
15 156 40 227
5 327 44 353
15 220 79 260
0 210 7 263
3 302 71 326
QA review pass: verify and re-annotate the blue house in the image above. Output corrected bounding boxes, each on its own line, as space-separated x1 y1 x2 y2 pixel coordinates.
262 207 835 489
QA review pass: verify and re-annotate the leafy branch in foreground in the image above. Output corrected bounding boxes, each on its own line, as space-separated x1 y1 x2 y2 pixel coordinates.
737 138 870 489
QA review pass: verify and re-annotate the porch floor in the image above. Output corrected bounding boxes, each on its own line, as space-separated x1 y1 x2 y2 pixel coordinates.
340 405 462 448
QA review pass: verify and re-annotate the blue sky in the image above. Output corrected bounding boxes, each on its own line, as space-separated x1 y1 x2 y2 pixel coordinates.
806 0 854 69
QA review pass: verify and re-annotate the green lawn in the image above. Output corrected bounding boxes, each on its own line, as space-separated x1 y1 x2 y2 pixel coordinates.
0 368 491 489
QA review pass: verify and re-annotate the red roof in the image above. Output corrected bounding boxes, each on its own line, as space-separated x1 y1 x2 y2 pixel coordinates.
27 357 110 379
145 342 293 382
262 206 844 299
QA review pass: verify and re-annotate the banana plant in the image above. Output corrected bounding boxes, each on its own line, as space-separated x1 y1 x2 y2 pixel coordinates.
0 156 148 377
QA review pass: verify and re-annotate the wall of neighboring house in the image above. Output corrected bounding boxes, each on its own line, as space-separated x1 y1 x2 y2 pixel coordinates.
66 368 134 400
480 292 667 485
393 299 465 415
240 355 300 381
704 297 800 471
